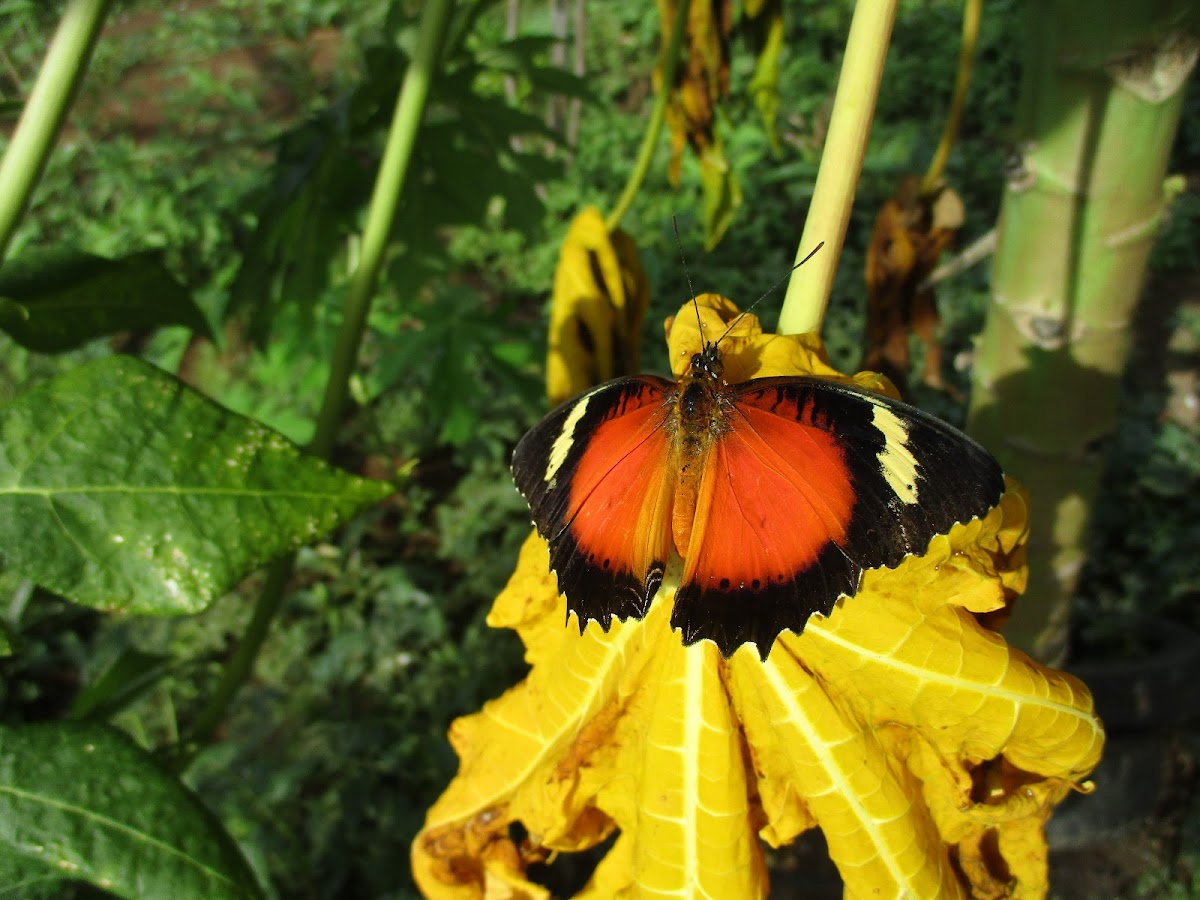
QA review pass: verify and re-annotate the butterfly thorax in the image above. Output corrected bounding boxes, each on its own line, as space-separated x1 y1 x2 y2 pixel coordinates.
666 346 737 557
675 347 734 452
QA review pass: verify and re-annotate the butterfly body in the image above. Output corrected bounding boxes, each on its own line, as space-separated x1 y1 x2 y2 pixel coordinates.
513 332 1003 660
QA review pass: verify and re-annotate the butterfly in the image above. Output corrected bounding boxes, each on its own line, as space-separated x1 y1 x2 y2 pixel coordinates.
511 300 1005 660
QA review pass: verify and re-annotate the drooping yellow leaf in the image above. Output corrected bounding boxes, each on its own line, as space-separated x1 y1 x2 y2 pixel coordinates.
546 207 648 404
413 296 1104 899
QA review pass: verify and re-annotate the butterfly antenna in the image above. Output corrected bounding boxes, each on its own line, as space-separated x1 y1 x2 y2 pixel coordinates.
714 241 825 347
673 217 707 347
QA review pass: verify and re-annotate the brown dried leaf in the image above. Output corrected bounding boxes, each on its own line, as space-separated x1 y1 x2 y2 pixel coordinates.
657 0 732 185
864 176 965 397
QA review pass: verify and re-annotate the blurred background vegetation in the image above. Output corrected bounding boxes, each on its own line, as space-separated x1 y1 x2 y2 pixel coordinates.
0 0 1196 896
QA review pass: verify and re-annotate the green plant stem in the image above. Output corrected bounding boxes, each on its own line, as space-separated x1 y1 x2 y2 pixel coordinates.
182 555 291 755
0 0 113 265
183 0 455 761
921 0 979 194
310 0 451 457
605 0 690 232
778 0 897 336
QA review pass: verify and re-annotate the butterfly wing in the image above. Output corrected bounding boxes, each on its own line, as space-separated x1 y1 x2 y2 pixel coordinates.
673 377 1004 658
512 376 677 629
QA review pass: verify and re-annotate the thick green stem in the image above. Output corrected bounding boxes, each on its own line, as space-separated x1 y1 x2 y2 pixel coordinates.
184 0 455 759
0 0 113 264
310 0 454 459
605 0 691 232
778 0 897 336
966 1 1198 662
183 555 292 753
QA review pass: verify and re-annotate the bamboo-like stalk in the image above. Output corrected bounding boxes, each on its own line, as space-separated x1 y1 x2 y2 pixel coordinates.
966 0 1199 662
778 0 897 336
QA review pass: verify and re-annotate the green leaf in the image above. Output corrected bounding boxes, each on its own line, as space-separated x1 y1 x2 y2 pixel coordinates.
0 723 263 899
0 852 64 900
455 94 560 147
67 648 175 721
226 103 370 344
0 250 213 353
0 624 10 657
523 65 594 101
700 142 743 250
472 34 561 71
437 0 507 59
0 355 393 614
747 4 784 157
472 37 595 100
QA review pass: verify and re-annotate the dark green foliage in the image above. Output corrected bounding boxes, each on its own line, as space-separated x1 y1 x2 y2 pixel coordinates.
366 284 542 450
0 249 212 351
65 646 175 721
228 2 582 345
1075 302 1200 654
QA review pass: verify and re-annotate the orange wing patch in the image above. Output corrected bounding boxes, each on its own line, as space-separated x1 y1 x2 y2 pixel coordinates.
563 402 676 617
671 389 859 657
512 376 678 630
684 409 855 589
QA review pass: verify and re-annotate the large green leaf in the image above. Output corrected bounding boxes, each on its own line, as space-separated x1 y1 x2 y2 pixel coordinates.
0 249 213 352
0 355 392 614
0 723 263 899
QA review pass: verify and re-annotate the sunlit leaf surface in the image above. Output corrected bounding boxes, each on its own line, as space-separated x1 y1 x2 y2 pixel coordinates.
0 355 391 614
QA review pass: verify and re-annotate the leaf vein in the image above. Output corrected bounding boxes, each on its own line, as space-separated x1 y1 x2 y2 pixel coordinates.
0 784 246 892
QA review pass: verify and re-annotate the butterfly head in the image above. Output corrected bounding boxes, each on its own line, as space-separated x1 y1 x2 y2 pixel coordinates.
688 341 725 385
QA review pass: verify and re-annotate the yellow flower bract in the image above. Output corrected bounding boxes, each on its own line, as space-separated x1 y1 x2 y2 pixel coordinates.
412 295 1104 899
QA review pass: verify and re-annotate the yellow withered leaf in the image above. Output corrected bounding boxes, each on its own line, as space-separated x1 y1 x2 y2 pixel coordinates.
413 297 1104 898
546 208 648 405
664 293 896 396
